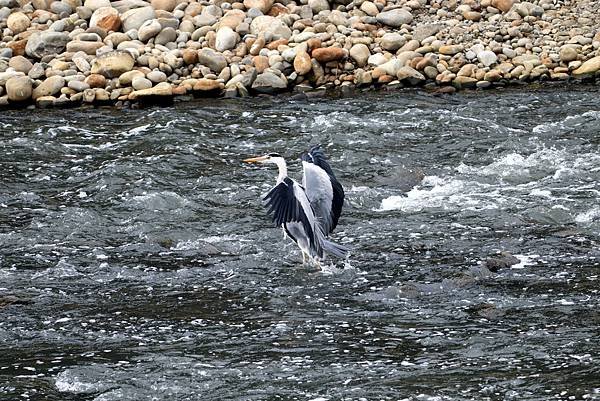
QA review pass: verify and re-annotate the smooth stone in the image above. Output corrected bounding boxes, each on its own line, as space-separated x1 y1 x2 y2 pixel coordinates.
243 0 274 14
396 65 425 85
129 81 172 99
477 50 498 67
138 19 162 42
147 70 167 83
8 56 33 74
6 76 32 101
32 75 65 99
572 56 600 77
308 0 329 13
119 70 144 85
198 48 227 73
132 76 152 90
36 95 57 108
7 11 30 34
251 71 287 94
559 46 578 63
85 73 106 88
67 80 90 92
349 43 370 67
66 41 104 55
193 78 224 91
84 0 110 11
312 47 346 63
491 0 513 12
439 45 463 55
376 9 413 27
155 27 177 45
90 50 135 78
90 6 121 32
381 32 406 51
250 15 292 40
215 26 238 52
25 31 69 59
367 53 387 66
121 6 156 32
412 23 444 43
360 1 379 17
219 9 245 29
293 50 311 75
151 0 177 11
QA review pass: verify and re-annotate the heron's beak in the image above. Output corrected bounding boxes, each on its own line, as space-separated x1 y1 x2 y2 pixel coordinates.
243 155 269 163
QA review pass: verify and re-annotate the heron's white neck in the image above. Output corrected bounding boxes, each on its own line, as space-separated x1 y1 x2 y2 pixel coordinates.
272 157 288 183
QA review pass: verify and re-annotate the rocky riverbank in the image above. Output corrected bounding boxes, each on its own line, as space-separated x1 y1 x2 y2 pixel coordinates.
0 0 599 108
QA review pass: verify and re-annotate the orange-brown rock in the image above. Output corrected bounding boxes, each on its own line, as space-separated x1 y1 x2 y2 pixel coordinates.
90 7 121 32
491 0 513 12
193 78 224 91
266 38 288 50
306 38 321 51
85 73 106 88
312 47 346 63
377 74 394 84
172 85 187 96
8 39 27 56
182 49 198 64
253 55 269 73
268 3 290 16
293 50 312 75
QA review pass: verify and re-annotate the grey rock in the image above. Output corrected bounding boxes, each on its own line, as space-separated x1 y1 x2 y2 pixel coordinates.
6 76 32 101
138 19 162 42
67 80 90 91
121 6 156 32
132 76 152 90
25 31 69 59
381 32 406 51
155 27 177 45
376 9 413 28
198 48 227 73
251 71 287 94
412 23 444 43
147 70 167 83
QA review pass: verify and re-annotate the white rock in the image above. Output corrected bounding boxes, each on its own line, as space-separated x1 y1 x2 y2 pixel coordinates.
477 50 498 67
215 27 238 52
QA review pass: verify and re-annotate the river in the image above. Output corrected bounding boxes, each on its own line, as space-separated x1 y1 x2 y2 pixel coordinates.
1 86 599 401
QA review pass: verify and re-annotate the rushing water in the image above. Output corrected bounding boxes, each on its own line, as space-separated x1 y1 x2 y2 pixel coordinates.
1 86 599 401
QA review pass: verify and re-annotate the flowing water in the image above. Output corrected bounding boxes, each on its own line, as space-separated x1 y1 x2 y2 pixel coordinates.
1 86 599 401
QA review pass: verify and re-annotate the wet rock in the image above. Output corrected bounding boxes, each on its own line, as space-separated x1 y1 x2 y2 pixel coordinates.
90 50 135 78
7 11 30 34
32 75 65 99
25 31 69 59
90 7 121 32
482 251 520 272
6 76 32 102
376 9 413 28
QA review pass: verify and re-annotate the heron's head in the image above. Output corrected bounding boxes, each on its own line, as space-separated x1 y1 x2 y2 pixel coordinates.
243 153 285 165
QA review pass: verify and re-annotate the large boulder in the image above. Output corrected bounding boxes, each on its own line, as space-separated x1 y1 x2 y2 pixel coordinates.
90 51 135 78
572 56 600 77
25 31 69 59
250 16 292 41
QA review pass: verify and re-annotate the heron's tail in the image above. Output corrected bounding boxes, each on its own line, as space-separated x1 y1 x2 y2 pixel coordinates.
322 239 350 259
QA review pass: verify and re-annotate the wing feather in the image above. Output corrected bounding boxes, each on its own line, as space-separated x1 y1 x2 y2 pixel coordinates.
301 145 345 235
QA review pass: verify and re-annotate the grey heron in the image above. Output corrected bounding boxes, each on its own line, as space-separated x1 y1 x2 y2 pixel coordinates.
244 146 348 264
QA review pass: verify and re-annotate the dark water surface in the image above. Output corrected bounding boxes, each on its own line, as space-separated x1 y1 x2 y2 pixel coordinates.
1 87 599 401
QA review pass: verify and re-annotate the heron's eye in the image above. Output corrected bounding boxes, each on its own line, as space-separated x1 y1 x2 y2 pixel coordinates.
268 153 281 158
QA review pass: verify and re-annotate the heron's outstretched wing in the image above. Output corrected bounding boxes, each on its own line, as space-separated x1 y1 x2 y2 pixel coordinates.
301 145 344 235
263 177 321 255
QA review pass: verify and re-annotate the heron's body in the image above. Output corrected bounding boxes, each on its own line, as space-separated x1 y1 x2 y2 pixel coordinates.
244 147 348 264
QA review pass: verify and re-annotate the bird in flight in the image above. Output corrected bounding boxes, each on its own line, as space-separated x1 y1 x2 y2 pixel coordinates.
244 145 348 266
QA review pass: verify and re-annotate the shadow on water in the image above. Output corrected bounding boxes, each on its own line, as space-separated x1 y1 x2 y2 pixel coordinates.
1 86 599 400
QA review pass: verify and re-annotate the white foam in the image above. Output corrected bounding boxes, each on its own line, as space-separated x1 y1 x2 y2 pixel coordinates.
575 207 600 224
510 254 538 269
